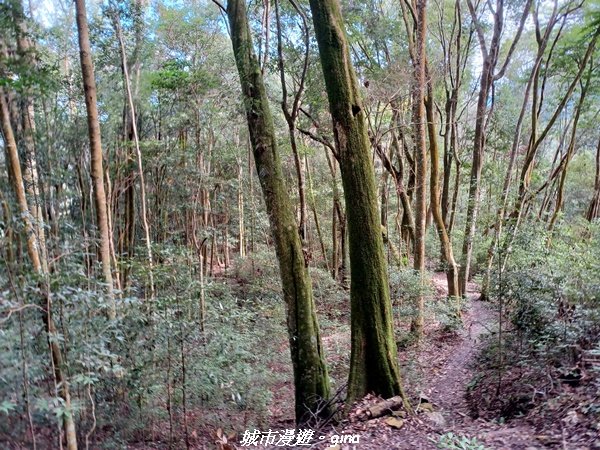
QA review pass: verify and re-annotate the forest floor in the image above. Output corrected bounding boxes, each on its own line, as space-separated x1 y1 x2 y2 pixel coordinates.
205 271 599 450
306 273 547 450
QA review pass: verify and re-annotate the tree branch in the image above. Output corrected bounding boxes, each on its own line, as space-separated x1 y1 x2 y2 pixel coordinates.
211 0 227 14
494 0 533 81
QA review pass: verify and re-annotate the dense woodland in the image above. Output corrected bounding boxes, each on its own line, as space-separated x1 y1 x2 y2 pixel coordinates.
1 0 600 448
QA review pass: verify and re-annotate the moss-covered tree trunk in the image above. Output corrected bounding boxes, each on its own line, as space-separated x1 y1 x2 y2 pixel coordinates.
226 0 330 424
425 87 459 300
307 0 409 406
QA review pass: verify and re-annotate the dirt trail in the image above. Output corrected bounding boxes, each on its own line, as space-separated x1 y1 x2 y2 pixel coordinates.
314 273 544 449
415 274 542 449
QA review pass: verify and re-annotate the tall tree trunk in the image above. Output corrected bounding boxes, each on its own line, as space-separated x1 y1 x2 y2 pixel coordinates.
75 0 115 318
307 157 331 273
459 0 531 296
237 157 246 257
225 0 330 424
13 4 49 273
458 57 492 297
425 85 459 300
381 169 390 229
112 11 155 299
410 0 428 337
274 0 309 241
548 73 590 231
325 148 345 281
479 0 561 298
308 0 409 406
502 27 598 270
1 91 78 450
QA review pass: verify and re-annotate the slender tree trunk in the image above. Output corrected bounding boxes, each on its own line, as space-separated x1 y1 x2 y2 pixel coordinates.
113 12 155 299
307 157 330 273
502 28 598 269
459 0 531 296
392 130 416 247
410 0 428 336
226 0 330 424
308 0 409 406
479 7 553 297
381 169 390 229
325 148 345 281
458 62 492 296
586 137 600 222
75 0 115 318
447 155 460 235
548 75 589 230
1 91 78 450
1 90 43 303
275 0 311 241
237 158 246 257
425 85 459 300
13 10 49 274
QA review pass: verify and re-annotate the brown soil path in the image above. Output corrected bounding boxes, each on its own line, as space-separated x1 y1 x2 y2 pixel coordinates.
311 273 544 449
415 274 543 449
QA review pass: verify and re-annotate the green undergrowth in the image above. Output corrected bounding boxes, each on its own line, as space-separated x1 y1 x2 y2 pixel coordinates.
466 221 600 445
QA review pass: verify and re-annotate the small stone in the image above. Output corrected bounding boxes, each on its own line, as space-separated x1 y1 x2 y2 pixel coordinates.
427 411 447 428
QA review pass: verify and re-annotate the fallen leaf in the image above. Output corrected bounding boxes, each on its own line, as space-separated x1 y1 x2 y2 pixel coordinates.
385 417 405 429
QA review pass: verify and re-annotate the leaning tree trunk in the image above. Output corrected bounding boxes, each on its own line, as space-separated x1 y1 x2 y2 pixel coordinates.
112 11 155 299
75 0 115 318
226 0 330 424
13 4 49 274
480 3 559 300
307 0 409 407
1 91 78 450
501 28 598 272
425 86 459 300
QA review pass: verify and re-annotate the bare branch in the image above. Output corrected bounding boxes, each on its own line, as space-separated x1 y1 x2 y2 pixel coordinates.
211 0 227 14
493 0 534 81
466 0 488 60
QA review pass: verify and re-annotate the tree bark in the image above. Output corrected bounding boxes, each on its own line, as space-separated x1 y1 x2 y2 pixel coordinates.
459 0 531 296
501 27 599 270
548 71 590 230
75 0 115 318
112 10 155 299
226 0 330 424
458 38 494 296
479 3 557 299
274 0 309 241
409 0 428 336
308 0 409 406
425 85 459 300
13 4 49 274
1 90 78 450
587 137 600 222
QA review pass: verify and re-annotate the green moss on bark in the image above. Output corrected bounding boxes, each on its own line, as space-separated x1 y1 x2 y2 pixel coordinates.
307 0 409 407
227 0 330 424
